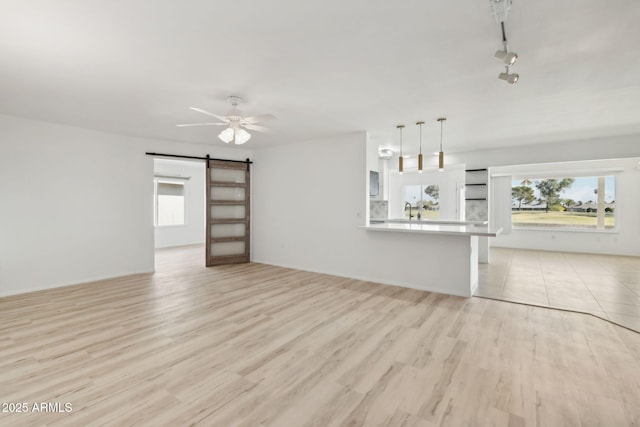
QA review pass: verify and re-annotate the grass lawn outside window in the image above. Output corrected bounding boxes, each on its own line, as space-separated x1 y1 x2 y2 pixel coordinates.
512 211 615 230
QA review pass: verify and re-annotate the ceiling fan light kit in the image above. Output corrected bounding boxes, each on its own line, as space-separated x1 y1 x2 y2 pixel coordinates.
176 95 275 145
218 127 235 143
234 128 251 144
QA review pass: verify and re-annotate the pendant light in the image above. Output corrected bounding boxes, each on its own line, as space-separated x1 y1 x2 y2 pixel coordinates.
397 125 405 175
416 121 424 174
437 117 446 172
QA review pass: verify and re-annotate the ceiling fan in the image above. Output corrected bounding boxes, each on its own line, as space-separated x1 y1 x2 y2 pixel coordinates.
176 96 275 145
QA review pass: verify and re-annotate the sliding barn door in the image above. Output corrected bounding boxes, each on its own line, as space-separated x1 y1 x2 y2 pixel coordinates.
206 160 250 266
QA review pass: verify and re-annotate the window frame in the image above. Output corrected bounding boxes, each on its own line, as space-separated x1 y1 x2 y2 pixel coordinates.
402 184 441 220
510 174 618 233
154 178 188 227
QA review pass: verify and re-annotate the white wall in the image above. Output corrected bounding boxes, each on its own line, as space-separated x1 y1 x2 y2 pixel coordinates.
252 133 477 297
252 133 367 273
0 114 251 296
154 159 205 248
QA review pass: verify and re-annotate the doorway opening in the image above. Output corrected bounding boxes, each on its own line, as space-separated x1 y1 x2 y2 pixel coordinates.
153 158 206 270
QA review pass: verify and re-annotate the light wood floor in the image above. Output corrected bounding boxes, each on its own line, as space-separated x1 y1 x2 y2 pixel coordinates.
477 248 640 332
2 245 640 426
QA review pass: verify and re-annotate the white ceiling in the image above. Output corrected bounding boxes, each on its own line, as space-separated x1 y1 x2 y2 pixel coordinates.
1 0 640 154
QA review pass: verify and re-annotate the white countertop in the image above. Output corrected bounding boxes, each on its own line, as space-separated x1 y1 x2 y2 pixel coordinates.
363 222 501 237
381 218 488 226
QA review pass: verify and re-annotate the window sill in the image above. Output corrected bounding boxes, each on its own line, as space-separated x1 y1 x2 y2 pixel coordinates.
512 226 619 234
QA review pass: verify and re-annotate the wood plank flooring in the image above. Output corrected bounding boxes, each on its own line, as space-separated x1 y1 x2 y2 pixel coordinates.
1 244 640 426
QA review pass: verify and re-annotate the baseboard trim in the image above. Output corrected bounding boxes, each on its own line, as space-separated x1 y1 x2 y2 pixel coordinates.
0 269 155 298
251 258 471 298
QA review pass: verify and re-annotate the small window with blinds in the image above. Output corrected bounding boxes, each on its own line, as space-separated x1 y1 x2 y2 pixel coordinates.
155 180 186 226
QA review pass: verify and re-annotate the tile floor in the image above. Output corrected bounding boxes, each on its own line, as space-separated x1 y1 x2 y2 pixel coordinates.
476 247 640 332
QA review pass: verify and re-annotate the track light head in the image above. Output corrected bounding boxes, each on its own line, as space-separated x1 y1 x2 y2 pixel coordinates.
494 50 518 66
498 71 519 85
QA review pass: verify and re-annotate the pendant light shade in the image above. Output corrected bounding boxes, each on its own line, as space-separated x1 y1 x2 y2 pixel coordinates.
397 125 405 175
437 117 446 172
416 121 424 174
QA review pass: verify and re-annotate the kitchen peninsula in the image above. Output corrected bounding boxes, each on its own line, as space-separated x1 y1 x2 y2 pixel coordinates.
363 219 501 297
365 134 499 297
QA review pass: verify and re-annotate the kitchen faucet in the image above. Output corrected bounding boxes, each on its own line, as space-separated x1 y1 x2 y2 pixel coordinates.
404 202 414 220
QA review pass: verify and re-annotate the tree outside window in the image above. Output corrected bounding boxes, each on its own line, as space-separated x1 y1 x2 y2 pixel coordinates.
511 176 615 230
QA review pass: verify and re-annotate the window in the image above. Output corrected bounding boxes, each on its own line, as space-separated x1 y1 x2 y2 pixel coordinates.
511 176 616 230
403 185 440 219
155 180 186 226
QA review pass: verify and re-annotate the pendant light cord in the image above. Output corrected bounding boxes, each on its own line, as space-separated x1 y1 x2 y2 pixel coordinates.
419 123 422 155
439 120 443 151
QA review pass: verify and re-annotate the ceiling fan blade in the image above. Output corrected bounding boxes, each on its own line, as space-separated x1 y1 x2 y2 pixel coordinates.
189 107 229 122
244 113 276 124
176 122 227 127
245 124 271 132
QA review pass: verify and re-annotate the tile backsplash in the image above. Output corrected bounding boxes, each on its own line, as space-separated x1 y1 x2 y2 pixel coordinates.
465 200 488 221
370 200 389 220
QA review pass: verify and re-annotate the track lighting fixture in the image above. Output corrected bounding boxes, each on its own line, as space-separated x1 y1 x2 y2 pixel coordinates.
494 50 518 66
437 118 446 172
490 1 520 85
416 121 424 174
397 125 405 175
498 71 519 85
